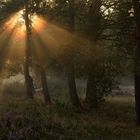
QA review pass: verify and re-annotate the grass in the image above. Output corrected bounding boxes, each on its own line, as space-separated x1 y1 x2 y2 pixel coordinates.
0 95 140 140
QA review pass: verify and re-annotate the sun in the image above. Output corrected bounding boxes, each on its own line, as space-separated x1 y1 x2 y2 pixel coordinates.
5 9 47 39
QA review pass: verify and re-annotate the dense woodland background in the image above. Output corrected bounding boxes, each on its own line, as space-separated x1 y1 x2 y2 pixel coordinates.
0 0 140 139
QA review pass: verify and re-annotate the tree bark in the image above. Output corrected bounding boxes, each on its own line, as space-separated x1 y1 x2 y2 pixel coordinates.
85 74 98 109
85 0 101 109
39 66 51 105
67 0 81 108
24 0 34 98
132 0 140 124
67 58 81 108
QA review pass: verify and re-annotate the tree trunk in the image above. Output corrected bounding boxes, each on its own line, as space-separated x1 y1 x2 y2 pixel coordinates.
24 0 34 98
39 66 51 105
85 75 98 109
85 0 101 109
133 0 140 124
67 58 81 108
67 0 81 108
134 31 140 124
135 54 140 124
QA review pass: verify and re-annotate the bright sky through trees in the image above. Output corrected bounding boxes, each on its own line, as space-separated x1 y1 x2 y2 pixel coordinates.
5 9 47 39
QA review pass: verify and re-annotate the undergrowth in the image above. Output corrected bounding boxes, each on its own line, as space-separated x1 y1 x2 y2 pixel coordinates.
0 96 140 140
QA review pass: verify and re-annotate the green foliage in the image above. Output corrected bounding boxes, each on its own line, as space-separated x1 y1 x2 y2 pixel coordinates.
0 0 137 117
90 58 120 100
0 101 49 140
0 0 24 25
0 96 139 140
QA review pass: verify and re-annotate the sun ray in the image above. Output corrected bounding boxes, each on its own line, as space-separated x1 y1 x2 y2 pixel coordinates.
0 8 94 78
5 9 47 40
32 33 49 65
0 27 16 76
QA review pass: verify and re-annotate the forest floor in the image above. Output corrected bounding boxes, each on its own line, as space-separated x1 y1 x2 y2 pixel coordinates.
0 95 140 140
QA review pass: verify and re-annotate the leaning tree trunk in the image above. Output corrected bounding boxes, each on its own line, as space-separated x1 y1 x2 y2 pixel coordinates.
39 66 51 105
85 0 101 109
132 0 140 124
24 0 34 98
67 0 81 109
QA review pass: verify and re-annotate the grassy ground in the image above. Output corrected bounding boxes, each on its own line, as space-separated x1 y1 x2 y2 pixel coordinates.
0 95 140 140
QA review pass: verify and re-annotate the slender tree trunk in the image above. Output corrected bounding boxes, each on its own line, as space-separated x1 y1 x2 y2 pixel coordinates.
85 0 101 109
132 0 140 124
67 0 81 108
85 74 98 109
134 29 140 124
39 66 51 105
24 0 34 98
135 45 140 124
85 42 98 109
67 57 81 107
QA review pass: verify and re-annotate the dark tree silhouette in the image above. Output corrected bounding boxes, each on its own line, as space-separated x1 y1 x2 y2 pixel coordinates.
24 0 34 98
67 0 82 109
85 0 102 109
132 0 140 124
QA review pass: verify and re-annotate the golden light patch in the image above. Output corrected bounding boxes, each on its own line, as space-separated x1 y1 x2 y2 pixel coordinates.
4 9 47 40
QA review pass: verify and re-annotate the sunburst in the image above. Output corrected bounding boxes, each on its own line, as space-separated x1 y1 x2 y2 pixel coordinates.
5 9 47 39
